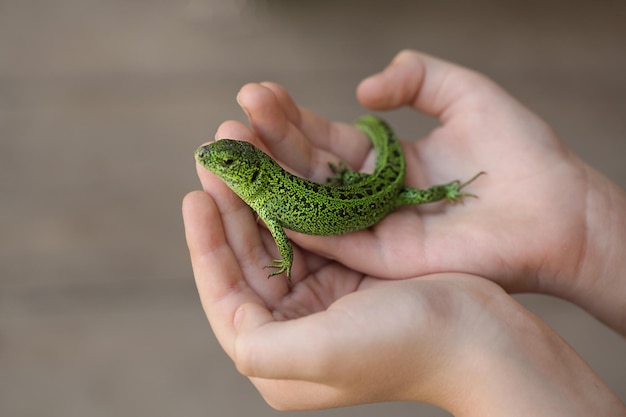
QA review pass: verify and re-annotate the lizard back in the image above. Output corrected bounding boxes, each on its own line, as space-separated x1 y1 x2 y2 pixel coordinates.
260 115 407 235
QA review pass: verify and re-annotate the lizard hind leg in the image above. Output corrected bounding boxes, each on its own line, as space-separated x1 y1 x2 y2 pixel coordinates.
327 161 370 186
394 171 486 207
443 171 486 203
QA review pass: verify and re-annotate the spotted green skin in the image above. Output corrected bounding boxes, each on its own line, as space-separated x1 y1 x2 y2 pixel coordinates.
195 115 483 279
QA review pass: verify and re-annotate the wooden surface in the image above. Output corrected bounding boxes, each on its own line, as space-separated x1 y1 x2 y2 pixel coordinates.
1 1 625 416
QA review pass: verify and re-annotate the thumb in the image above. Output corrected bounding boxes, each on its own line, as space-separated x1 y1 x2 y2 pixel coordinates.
233 303 349 382
357 49 504 123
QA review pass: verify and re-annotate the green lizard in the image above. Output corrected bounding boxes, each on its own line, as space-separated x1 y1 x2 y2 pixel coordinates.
195 115 484 279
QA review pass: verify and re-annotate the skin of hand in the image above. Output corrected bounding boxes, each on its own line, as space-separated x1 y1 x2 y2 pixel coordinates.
207 50 626 335
182 194 625 415
182 49 626 414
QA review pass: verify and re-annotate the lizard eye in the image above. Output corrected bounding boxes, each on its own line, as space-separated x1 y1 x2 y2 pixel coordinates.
223 158 234 166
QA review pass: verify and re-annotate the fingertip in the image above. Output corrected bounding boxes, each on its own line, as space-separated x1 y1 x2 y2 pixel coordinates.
235 83 291 137
355 74 380 107
236 82 265 114
215 119 253 141
356 74 390 110
236 81 287 118
182 189 213 222
182 189 209 214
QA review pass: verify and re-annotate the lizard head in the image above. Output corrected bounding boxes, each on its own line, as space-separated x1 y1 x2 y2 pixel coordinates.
195 139 268 199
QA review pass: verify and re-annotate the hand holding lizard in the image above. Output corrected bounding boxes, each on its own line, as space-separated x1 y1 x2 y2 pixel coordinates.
183 49 626 415
224 51 626 335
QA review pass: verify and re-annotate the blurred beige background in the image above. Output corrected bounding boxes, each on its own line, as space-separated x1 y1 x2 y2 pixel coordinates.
1 1 624 416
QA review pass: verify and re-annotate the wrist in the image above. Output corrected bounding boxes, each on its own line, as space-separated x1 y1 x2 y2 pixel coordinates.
558 162 626 335
442 292 624 416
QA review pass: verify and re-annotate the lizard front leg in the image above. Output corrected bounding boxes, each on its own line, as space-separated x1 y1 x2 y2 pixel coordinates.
262 217 294 280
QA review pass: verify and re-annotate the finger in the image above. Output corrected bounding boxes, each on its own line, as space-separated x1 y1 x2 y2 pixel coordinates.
262 82 371 166
259 82 370 165
357 49 505 123
237 83 318 176
182 191 267 356
237 82 372 181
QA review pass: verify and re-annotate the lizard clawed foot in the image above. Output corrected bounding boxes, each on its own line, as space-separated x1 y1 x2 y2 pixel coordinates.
444 171 486 204
264 259 292 281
